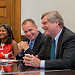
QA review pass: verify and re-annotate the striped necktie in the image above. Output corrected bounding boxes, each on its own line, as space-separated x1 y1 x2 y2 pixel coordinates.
50 39 55 60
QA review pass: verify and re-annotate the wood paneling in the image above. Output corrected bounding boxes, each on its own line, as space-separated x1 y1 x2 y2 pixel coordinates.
0 0 11 25
12 0 21 43
21 35 25 41
0 0 21 43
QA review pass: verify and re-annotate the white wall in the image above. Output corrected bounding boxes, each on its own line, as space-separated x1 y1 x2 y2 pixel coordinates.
21 0 75 35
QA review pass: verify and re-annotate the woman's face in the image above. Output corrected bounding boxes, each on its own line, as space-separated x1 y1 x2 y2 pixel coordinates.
0 26 9 39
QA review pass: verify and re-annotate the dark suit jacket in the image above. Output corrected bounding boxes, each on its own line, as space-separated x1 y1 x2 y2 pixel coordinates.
16 31 45 60
38 27 75 70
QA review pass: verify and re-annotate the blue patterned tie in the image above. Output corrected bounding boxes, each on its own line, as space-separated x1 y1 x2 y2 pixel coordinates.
50 39 55 60
29 41 33 49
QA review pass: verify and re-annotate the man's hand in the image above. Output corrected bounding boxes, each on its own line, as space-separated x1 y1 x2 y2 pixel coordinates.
23 54 41 67
19 41 29 50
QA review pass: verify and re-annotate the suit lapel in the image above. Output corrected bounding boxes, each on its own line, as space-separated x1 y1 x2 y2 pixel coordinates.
33 32 41 49
56 38 62 58
48 39 52 59
44 36 52 59
56 27 66 58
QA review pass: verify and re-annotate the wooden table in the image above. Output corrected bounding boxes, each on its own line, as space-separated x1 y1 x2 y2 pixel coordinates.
0 60 75 75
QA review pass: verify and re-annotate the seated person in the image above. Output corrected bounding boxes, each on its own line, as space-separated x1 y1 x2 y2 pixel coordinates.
0 24 19 59
23 10 75 70
16 19 45 60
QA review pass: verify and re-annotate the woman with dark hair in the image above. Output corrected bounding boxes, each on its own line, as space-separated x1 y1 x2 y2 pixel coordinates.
0 24 19 59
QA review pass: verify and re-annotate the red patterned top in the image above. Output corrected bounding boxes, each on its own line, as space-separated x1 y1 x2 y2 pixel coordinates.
0 65 11 73
0 40 14 59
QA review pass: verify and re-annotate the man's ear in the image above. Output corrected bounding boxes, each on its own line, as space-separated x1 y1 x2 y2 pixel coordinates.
55 19 59 26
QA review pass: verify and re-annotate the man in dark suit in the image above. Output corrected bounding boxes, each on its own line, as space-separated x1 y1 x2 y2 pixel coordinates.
23 10 75 70
16 19 45 60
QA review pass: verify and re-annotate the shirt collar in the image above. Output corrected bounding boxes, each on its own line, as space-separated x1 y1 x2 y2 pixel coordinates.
55 28 63 41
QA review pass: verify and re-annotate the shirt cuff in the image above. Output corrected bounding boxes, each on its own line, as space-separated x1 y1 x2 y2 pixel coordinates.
40 60 45 68
24 48 30 53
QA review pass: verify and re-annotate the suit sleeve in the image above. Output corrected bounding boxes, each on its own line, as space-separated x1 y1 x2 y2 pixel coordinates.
16 48 35 60
24 48 35 55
